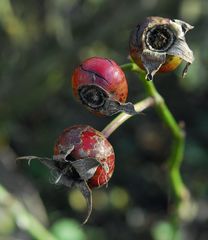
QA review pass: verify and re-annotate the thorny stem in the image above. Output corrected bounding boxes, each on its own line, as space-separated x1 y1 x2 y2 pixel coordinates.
120 63 190 213
102 97 155 138
0 185 58 240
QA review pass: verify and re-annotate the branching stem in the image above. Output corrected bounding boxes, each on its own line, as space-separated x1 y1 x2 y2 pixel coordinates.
120 62 190 209
102 97 155 138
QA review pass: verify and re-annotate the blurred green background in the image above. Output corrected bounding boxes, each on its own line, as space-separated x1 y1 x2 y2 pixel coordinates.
0 0 208 239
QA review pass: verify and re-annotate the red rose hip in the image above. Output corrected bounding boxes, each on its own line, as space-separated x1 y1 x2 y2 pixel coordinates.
53 125 115 188
72 57 137 116
17 125 115 224
129 16 194 80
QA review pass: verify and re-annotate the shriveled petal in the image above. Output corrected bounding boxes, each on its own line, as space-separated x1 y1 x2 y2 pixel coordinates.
70 158 101 181
141 49 166 80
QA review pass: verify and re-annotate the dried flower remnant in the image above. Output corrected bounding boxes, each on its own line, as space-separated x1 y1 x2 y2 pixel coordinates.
129 16 194 80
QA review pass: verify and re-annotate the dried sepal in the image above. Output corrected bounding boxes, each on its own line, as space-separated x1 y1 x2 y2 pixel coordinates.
53 165 94 226
141 50 166 80
170 19 194 36
70 158 101 181
17 151 112 224
17 156 57 169
53 144 74 161
166 37 194 78
55 173 74 188
17 154 99 223
102 98 138 116
75 181 93 224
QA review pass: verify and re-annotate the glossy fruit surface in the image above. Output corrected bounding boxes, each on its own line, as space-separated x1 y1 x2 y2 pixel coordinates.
72 57 130 116
159 55 182 73
54 125 115 188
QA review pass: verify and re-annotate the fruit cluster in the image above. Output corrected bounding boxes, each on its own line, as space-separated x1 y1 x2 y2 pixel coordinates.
18 16 194 223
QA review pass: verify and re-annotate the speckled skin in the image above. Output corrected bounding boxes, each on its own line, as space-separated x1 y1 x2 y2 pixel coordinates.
54 125 115 188
129 16 182 74
72 57 128 108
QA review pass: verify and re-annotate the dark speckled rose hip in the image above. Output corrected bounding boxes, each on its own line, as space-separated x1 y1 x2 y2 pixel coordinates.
17 125 115 224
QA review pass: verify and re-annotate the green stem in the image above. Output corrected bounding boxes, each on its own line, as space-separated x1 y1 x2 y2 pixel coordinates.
120 63 190 206
142 78 189 203
102 97 155 138
0 185 58 240
119 62 143 73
